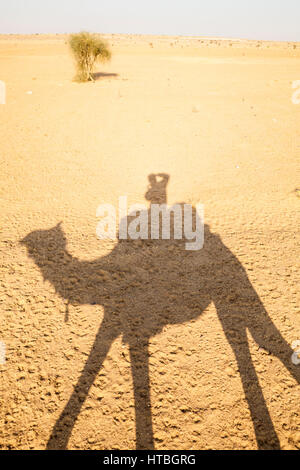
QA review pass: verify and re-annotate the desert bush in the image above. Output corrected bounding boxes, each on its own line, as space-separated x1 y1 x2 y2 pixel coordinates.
69 32 111 82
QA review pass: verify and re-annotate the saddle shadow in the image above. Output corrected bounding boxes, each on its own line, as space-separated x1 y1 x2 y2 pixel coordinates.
21 173 300 450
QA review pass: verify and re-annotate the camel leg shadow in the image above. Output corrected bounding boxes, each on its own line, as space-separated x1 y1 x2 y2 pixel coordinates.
47 318 155 450
222 326 280 449
47 315 120 450
248 308 300 386
129 337 154 449
217 298 300 450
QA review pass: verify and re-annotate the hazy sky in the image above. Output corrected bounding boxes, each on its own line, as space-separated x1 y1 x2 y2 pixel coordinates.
1 0 299 41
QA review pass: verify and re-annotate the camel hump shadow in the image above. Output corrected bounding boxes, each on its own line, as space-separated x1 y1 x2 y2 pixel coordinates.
21 173 299 450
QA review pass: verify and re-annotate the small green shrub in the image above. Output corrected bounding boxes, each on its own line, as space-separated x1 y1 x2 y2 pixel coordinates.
69 32 111 82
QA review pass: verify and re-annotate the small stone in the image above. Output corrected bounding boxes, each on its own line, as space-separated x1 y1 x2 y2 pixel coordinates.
293 432 300 449
17 373 26 380
154 431 166 442
27 430 35 441
225 366 236 377
96 392 104 401
5 414 15 423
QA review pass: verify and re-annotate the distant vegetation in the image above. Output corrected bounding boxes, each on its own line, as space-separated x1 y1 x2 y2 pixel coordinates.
69 32 111 82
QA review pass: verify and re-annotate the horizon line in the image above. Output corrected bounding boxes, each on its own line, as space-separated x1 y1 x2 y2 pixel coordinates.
0 31 299 44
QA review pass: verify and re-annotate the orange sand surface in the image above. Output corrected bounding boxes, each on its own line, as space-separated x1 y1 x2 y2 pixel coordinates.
0 34 299 449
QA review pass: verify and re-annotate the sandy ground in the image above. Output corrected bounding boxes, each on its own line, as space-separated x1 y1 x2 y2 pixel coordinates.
0 34 299 450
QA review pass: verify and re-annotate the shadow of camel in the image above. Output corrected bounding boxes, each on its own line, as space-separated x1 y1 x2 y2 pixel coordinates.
21 174 299 450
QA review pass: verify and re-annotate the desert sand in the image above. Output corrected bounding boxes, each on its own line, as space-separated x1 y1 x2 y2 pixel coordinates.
0 34 299 450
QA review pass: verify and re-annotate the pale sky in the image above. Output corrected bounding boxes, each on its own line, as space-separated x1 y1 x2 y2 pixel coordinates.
1 0 299 41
